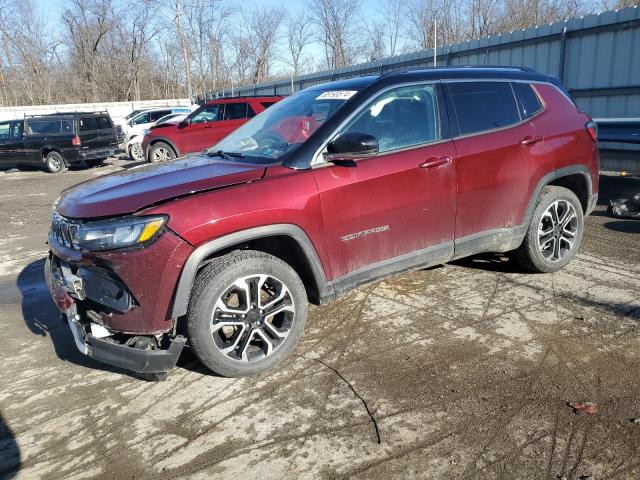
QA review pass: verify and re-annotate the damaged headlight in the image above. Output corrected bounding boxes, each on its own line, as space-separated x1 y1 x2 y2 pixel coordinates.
76 215 167 251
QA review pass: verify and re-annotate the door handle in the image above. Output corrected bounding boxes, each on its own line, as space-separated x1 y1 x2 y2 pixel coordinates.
520 135 542 146
204 124 212 129
419 156 452 169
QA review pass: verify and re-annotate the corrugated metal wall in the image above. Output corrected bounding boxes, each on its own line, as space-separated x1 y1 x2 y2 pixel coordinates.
204 6 640 169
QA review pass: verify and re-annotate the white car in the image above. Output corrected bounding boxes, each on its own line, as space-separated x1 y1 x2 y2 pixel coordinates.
125 112 189 161
118 107 192 140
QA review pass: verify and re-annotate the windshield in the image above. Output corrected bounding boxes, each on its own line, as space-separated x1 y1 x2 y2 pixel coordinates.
208 88 358 163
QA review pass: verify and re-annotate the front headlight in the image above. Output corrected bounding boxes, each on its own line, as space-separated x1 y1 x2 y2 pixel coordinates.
75 215 167 251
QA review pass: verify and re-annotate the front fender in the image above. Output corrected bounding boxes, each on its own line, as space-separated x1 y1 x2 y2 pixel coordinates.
170 224 330 318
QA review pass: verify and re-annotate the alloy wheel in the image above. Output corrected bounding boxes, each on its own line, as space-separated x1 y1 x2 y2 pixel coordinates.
538 200 578 262
152 147 172 162
211 274 295 362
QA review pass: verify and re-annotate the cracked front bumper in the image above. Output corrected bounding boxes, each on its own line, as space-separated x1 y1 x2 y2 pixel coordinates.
45 254 186 374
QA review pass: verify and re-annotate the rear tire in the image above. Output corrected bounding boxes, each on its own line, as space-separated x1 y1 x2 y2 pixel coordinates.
149 142 176 163
186 250 308 377
45 151 67 174
513 186 583 273
128 143 143 161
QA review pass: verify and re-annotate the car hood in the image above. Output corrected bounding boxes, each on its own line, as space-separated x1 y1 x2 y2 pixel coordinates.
56 155 266 218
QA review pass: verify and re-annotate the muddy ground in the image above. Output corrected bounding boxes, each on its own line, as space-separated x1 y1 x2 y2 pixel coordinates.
0 159 639 480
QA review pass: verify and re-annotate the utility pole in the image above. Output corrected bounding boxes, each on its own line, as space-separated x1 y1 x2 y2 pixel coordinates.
174 0 192 101
433 19 437 67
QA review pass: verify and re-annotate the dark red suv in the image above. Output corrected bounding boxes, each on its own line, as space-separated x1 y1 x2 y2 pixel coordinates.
46 67 599 379
141 96 282 162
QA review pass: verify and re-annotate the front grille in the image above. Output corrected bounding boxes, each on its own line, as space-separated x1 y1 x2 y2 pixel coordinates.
51 214 79 249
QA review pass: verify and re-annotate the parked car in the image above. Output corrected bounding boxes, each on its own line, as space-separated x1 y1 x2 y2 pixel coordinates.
141 96 282 162
0 112 119 173
46 67 599 379
117 106 192 143
126 113 188 161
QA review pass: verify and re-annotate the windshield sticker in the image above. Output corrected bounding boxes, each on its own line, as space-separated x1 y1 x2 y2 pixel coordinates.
316 90 357 100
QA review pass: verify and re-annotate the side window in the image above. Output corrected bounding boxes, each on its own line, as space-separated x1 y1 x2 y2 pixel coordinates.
131 113 150 125
61 119 73 133
79 117 99 131
97 116 112 129
247 104 257 118
11 121 23 139
150 110 170 122
261 101 277 109
0 122 10 140
512 82 543 119
223 103 248 120
190 105 220 124
448 82 520 135
341 83 440 153
25 120 62 135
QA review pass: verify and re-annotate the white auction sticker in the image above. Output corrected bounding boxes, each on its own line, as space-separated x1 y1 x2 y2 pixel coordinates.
316 90 357 100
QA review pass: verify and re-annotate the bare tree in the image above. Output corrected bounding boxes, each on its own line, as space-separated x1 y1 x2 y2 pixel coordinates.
242 6 285 83
284 13 314 76
62 0 113 102
309 0 361 69
381 0 404 56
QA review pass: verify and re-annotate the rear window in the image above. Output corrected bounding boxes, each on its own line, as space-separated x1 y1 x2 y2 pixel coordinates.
79 117 99 131
448 82 520 135
25 119 73 135
512 82 543 119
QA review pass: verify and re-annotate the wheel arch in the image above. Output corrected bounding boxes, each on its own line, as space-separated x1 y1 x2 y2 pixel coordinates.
147 137 180 161
525 166 592 224
41 146 66 164
171 224 330 318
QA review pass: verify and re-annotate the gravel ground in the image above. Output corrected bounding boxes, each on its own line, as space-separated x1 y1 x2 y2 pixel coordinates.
0 159 639 480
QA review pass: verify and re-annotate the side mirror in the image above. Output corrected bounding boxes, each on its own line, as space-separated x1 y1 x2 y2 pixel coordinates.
178 118 190 128
324 133 378 163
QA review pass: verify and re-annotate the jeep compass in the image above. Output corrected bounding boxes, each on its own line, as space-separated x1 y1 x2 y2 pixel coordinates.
46 67 599 378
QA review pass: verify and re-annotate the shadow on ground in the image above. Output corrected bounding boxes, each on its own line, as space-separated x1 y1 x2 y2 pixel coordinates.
0 413 20 479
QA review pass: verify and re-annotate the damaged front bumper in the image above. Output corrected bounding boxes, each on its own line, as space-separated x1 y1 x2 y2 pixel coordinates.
45 254 186 374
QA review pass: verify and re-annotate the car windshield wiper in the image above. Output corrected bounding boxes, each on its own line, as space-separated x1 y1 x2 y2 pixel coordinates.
207 149 244 161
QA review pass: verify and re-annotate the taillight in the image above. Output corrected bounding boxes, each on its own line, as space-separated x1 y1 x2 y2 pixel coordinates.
71 135 81 146
586 121 598 142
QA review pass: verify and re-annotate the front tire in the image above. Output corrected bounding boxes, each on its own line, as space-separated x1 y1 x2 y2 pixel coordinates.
45 151 67 173
149 142 176 163
514 186 584 273
186 250 308 377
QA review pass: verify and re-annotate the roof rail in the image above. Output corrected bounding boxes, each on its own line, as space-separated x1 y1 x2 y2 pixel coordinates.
23 110 112 118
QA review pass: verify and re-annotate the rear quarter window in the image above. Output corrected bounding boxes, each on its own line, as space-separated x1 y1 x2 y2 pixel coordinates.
79 117 99 131
97 116 112 129
512 82 543 118
448 82 521 135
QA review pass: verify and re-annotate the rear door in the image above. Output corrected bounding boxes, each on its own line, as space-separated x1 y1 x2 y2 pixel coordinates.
314 83 457 280
446 81 541 254
213 102 251 142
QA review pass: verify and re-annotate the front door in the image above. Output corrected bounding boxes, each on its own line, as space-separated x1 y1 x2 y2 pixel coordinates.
181 104 223 152
314 83 457 281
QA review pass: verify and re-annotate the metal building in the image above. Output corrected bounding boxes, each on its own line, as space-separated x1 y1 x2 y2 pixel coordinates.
205 7 640 171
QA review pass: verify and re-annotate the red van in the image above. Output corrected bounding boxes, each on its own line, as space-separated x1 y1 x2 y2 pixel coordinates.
141 96 282 162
